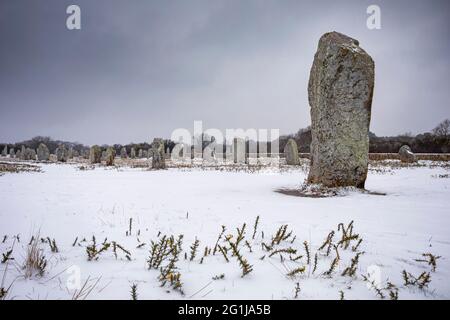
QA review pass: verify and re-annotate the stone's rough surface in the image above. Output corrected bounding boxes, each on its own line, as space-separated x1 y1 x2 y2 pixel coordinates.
37 143 50 161
56 144 69 162
105 147 116 166
284 139 300 165
398 145 417 163
89 145 102 164
120 147 128 159
151 138 166 169
307 32 375 188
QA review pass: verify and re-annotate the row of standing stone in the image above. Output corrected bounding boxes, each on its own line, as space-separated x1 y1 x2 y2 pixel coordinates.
1 143 83 162
89 138 166 169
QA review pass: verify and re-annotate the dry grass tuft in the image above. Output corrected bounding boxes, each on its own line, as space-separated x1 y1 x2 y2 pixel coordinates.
23 234 47 278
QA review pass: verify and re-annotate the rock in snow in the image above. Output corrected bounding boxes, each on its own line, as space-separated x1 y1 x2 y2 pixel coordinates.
89 145 102 164
398 145 417 163
37 143 50 161
105 147 116 166
284 138 299 165
307 32 375 188
151 138 166 169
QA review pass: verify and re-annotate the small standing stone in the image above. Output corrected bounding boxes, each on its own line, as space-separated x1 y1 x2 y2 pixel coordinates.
56 144 69 162
233 138 246 164
22 148 36 161
29 148 37 161
151 138 166 169
284 139 299 165
9 148 15 158
68 147 74 160
37 143 50 161
130 147 136 159
89 145 102 164
105 147 116 166
20 145 26 160
120 147 128 159
398 145 417 163
307 32 375 188
171 143 186 161
1 146 7 157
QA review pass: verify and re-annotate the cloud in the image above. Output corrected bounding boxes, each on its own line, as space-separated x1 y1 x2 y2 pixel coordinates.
0 0 449 144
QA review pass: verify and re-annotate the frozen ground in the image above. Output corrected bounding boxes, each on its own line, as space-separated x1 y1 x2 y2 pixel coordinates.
0 161 449 300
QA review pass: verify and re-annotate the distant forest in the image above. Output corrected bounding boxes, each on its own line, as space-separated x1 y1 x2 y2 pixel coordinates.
279 119 450 154
1 119 449 155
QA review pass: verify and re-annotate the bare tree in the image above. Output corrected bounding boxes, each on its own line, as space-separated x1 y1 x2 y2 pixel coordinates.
432 119 450 137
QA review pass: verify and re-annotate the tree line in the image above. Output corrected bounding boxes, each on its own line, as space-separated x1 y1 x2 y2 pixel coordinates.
1 119 449 156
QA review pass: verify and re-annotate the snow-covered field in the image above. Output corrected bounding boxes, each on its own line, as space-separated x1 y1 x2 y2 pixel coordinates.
0 161 449 300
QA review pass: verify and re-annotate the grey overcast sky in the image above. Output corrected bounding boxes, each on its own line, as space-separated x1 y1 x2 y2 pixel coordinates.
0 0 449 145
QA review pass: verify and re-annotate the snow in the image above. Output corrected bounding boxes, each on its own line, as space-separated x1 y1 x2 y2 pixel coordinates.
0 161 449 300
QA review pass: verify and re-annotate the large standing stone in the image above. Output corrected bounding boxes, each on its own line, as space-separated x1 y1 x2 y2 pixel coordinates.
307 32 375 188
105 147 116 166
56 144 69 162
284 139 299 165
89 145 102 164
9 148 15 158
37 143 50 161
1 146 7 157
151 138 166 169
398 145 417 163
